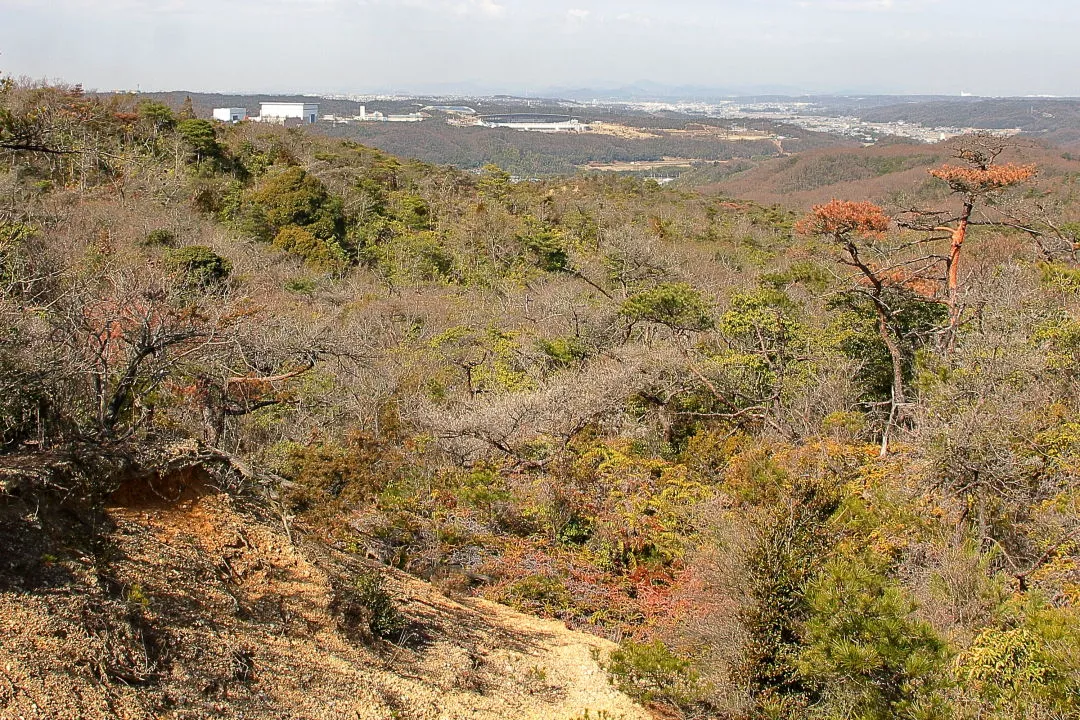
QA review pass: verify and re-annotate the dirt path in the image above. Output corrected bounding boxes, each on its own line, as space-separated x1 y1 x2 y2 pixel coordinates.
0 472 651 720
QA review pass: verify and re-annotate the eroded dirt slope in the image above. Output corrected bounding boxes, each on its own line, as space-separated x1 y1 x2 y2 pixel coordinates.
0 459 649 720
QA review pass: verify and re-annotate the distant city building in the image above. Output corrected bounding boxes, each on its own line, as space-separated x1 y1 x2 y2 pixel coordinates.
383 113 426 123
350 109 426 123
423 105 477 115
255 102 319 125
212 107 247 123
477 114 590 133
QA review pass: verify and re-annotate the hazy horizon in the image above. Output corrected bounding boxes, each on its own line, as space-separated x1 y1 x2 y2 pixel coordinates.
2 0 1078 97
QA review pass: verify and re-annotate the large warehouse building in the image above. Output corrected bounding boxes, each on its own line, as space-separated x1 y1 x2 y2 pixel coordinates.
255 102 319 125
478 114 590 133
212 107 247 123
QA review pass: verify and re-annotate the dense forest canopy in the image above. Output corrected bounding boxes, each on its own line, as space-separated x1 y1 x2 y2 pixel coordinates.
2 77 1080 719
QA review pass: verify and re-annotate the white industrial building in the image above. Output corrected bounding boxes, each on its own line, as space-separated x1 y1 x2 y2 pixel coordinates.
477 114 590 133
255 102 319 125
212 107 248 123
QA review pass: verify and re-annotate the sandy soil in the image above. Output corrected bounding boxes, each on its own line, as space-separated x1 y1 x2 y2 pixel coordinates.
0 467 650 720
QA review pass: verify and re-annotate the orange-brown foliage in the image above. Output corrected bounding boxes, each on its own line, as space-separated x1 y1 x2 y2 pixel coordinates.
929 163 1037 194
795 199 890 240
870 268 941 298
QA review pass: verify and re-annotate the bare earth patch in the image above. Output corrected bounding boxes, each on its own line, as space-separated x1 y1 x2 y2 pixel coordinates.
0 471 649 720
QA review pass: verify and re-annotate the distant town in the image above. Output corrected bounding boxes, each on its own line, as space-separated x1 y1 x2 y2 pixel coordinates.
215 95 1025 146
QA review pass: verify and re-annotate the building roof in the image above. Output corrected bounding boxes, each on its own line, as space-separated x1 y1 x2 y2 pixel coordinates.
480 113 574 124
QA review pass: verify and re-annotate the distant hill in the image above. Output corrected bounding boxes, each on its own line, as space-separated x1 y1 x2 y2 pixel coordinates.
686 138 1080 208
859 98 1080 132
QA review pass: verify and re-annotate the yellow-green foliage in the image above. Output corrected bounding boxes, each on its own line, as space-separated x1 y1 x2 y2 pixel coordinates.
1038 261 1080 294
606 640 711 711
429 325 536 394
7 79 1080 720
273 225 347 271
621 283 713 331
497 574 572 615
957 598 1080 717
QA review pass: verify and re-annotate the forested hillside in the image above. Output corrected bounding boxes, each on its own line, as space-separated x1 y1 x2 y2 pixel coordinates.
688 139 1080 209
2 78 1080 720
322 118 836 178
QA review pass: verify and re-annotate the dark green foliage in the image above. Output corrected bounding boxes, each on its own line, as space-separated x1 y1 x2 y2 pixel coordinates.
538 337 590 370
719 287 799 350
333 570 408 642
622 283 713 331
177 119 223 163
248 166 347 243
556 515 593 546
283 277 317 296
142 229 177 247
477 164 511 201
278 437 394 518
519 220 569 272
406 232 455 280
738 480 841 717
164 245 232 289
392 192 432 231
827 288 947 402
758 260 831 293
136 101 176 132
606 640 710 711
272 226 347 271
452 467 511 515
800 555 949 720
749 204 798 231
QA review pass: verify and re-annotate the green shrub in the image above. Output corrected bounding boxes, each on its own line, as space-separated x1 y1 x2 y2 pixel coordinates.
333 570 408 642
758 260 831 292
391 192 432 231
284 277 317 296
606 640 709 711
272 226 347 272
250 166 346 241
277 437 393 519
165 245 231 289
142 228 177 247
500 575 572 615
1038 261 1080 294
622 283 713 331
957 598 1080 718
799 555 950 720
136 100 176 131
177 118 223 162
538 337 590 369
519 221 569 272
737 479 840 715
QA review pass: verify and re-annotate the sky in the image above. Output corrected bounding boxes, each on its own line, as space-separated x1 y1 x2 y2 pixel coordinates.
1 0 1078 96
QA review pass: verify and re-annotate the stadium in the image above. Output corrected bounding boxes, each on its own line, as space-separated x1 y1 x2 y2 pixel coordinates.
477 113 591 132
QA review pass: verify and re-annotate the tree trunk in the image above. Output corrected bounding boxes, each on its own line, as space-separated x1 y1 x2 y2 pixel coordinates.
875 302 905 456
944 198 974 349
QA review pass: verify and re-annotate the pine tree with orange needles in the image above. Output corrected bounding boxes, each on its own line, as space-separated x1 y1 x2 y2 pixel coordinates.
798 200 912 455
900 136 1037 347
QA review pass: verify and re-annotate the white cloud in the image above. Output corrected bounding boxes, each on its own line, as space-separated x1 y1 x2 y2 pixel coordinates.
615 11 652 26
453 0 504 17
563 7 590 32
794 0 939 11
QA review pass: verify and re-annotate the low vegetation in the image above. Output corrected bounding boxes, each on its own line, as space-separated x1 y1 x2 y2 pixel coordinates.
2 77 1080 719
